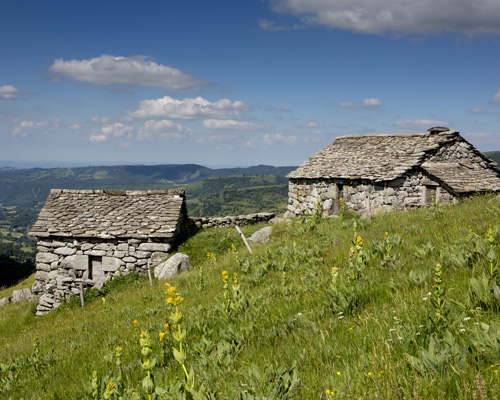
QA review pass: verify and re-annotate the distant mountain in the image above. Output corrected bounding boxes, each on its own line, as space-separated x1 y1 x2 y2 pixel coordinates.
0 163 296 207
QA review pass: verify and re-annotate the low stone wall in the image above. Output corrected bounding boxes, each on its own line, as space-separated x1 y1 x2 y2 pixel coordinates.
187 212 276 228
32 237 171 315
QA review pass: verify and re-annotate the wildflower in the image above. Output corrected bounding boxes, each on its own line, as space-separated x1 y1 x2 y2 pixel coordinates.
222 270 229 280
326 389 330 394
356 236 363 245
133 320 139 327
159 332 165 341
336 371 341 376
464 317 471 321
368 372 372 376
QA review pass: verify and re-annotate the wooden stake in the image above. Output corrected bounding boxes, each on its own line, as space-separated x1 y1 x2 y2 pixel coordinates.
235 226 253 254
79 281 85 307
147 260 153 289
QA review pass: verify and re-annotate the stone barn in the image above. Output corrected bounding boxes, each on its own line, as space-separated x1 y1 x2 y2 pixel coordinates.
286 128 500 217
29 189 186 315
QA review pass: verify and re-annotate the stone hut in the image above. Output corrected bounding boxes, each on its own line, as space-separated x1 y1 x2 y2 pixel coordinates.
287 128 500 216
29 189 186 315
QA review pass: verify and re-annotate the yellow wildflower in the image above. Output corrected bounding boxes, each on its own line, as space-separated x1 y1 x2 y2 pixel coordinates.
222 270 229 280
336 371 341 376
356 236 363 245
133 320 138 327
159 332 165 341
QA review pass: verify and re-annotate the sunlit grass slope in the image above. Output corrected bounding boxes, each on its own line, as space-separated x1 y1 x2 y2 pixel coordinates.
2 196 500 399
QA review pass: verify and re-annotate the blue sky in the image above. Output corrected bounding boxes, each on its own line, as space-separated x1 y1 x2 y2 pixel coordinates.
2 0 500 167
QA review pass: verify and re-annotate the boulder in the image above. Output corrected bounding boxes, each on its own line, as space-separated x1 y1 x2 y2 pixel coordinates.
154 253 192 280
12 288 32 303
247 226 272 245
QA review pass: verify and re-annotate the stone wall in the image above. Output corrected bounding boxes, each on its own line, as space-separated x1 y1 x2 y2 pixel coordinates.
32 237 170 315
287 170 454 216
187 212 276 229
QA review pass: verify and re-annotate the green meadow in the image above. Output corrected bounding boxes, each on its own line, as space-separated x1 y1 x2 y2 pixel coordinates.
2 195 500 399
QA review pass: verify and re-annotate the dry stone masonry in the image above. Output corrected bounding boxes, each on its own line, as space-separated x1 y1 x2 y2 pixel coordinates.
29 189 186 315
287 128 500 217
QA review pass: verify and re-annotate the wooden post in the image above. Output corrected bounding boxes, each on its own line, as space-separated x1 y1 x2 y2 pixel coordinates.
79 281 85 307
235 226 253 254
147 260 153 289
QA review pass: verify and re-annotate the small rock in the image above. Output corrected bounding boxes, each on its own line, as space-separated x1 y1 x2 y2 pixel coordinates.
0 297 11 307
248 226 272 244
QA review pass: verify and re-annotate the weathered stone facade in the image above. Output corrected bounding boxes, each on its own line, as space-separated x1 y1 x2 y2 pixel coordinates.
287 128 500 216
29 189 186 315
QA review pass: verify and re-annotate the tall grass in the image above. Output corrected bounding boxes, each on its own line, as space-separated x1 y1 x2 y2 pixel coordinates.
1 195 500 399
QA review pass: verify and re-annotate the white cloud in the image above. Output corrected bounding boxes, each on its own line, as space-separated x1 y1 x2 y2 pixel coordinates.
12 120 49 136
137 119 193 141
0 85 20 100
48 55 206 91
244 133 297 148
129 96 249 120
90 122 133 143
338 98 383 108
270 0 500 35
490 89 500 104
68 123 82 130
202 119 267 130
471 108 488 114
394 119 450 131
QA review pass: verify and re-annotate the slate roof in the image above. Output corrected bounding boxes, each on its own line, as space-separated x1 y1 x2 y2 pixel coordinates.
29 189 186 239
421 162 500 193
288 131 462 181
288 130 500 190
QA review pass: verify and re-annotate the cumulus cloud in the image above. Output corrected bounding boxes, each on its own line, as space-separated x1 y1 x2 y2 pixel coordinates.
270 0 500 35
137 119 193 141
0 85 20 100
202 119 267 130
12 120 49 136
90 122 133 143
48 55 207 91
129 96 250 120
394 119 450 131
338 98 383 108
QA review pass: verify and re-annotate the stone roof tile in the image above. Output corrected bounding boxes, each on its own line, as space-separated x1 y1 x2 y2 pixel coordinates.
288 131 460 181
29 189 186 239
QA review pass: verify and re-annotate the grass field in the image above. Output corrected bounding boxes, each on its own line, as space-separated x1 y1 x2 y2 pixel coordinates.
1 196 500 399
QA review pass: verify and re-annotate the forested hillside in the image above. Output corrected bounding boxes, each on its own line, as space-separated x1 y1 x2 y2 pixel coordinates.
0 164 294 208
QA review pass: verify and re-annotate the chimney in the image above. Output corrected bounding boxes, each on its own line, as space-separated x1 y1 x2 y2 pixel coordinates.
427 126 450 134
